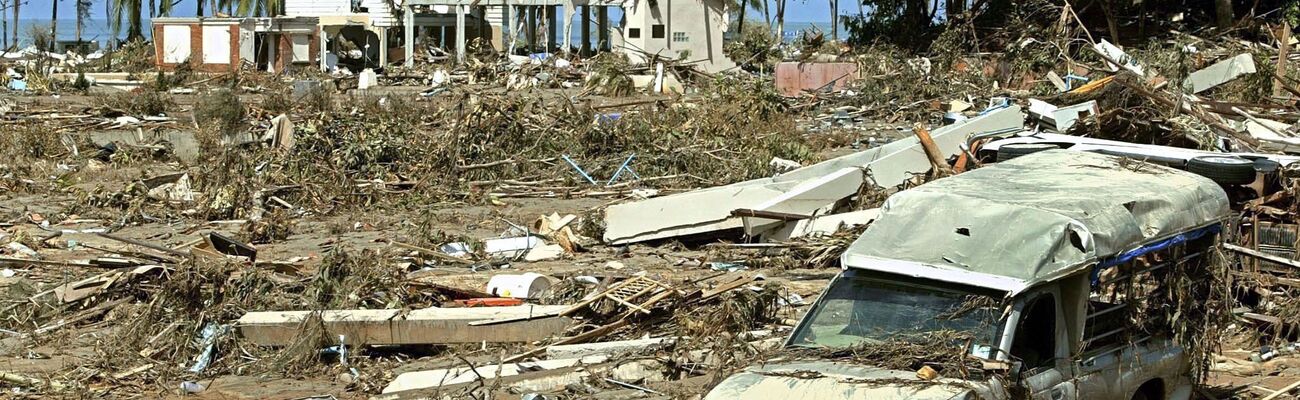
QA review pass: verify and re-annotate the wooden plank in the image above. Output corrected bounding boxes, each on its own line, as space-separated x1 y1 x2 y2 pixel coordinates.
94 232 188 257
237 305 572 346
1226 243 1300 269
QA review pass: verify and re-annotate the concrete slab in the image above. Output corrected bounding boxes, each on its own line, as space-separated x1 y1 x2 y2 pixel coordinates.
741 167 863 236
82 130 202 163
381 355 609 393
762 208 881 241
601 106 1024 244
237 305 571 346
546 337 671 359
1183 53 1257 93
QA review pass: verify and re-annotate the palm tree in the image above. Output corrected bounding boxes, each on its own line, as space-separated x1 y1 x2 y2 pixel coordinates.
829 0 837 41
12 0 20 50
109 0 143 42
216 0 281 17
75 0 89 45
732 0 764 35
50 0 58 51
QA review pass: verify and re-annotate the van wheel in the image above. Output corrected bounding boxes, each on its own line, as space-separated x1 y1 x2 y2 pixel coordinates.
1186 156 1256 185
1131 391 1148 400
996 143 1058 162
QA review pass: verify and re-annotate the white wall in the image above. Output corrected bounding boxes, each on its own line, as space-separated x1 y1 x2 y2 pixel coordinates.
285 0 396 26
162 25 191 63
618 0 734 72
285 0 351 17
202 25 232 64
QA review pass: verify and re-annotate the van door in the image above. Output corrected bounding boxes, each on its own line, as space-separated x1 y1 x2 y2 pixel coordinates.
1011 293 1077 400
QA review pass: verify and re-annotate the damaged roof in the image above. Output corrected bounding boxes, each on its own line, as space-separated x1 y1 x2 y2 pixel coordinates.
842 150 1230 293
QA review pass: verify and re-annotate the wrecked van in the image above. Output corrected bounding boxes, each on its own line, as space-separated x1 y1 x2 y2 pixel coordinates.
705 150 1230 400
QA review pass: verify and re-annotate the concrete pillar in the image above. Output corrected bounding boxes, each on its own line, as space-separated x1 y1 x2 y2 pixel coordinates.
501 1 512 51
319 29 328 71
580 5 590 55
526 6 537 53
562 5 573 53
378 27 388 66
547 6 557 52
455 5 467 63
404 5 415 67
596 6 609 51
267 34 278 72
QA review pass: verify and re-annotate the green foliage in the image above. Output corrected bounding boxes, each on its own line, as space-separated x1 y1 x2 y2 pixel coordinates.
71 70 91 92
194 89 246 135
100 89 176 116
725 21 782 72
584 53 635 97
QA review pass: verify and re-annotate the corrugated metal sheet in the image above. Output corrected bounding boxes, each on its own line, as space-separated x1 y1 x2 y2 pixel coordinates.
1256 222 1299 269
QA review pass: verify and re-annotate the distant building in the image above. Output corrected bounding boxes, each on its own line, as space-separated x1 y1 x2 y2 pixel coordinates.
152 0 734 73
616 0 735 73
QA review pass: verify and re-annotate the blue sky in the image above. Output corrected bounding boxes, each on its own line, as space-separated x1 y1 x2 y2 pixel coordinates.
16 0 839 21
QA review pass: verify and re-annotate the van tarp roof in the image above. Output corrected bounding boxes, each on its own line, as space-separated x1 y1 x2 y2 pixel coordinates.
841 150 1229 291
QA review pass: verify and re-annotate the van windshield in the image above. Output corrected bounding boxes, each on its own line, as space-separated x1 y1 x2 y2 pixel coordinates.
789 274 1002 350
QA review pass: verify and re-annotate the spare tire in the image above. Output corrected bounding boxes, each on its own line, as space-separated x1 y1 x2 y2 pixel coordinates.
997 143 1059 162
1187 155 1256 185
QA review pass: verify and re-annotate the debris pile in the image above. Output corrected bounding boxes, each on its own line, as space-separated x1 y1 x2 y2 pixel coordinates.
1 2 1300 398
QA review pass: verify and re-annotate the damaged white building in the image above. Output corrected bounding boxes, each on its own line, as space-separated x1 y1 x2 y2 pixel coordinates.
152 0 736 73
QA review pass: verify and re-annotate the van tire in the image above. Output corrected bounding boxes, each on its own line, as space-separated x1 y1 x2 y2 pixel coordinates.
1186 156 1256 185
997 143 1059 162
1131 392 1149 400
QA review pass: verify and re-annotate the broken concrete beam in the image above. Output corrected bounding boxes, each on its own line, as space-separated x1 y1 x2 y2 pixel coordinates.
741 167 863 236
1183 53 1257 94
381 355 610 393
1028 99 1099 132
377 359 667 399
762 208 881 242
237 305 571 346
601 105 1023 245
546 337 672 359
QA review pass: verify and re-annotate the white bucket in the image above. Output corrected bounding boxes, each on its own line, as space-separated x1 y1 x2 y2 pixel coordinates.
486 273 553 299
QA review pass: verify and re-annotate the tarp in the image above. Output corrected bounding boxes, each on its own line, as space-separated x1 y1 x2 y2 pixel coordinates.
842 150 1229 291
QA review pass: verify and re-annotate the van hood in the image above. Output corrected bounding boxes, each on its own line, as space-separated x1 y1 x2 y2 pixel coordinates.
703 361 984 400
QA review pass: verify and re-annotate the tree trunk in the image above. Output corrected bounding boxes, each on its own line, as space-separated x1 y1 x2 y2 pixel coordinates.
1099 0 1119 44
1214 0 1232 30
196 0 202 16
775 0 784 42
50 0 58 51
127 0 142 42
762 0 770 32
946 0 964 18
75 6 80 44
148 0 154 18
13 0 19 51
738 2 745 35
829 0 836 41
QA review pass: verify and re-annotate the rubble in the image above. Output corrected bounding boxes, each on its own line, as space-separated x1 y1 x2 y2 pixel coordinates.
0 3 1299 398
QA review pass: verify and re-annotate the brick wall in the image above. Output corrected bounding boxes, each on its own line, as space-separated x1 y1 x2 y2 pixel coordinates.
272 29 320 72
154 22 241 72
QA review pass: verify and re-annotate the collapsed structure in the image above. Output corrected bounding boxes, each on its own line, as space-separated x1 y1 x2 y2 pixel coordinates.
151 0 737 73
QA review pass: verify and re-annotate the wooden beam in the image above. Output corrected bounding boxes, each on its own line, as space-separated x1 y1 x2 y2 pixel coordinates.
1226 243 1300 269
